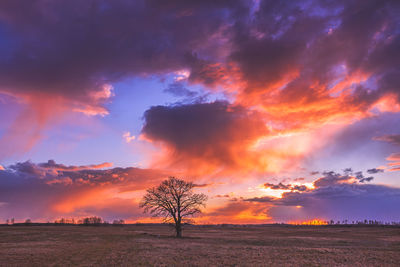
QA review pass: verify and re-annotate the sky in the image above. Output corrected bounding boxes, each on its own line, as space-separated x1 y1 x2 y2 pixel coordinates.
0 0 400 224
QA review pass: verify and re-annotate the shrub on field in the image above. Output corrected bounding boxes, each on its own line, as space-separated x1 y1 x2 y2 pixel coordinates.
113 219 125 226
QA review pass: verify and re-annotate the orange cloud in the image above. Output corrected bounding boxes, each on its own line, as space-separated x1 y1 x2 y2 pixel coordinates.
370 94 400 113
141 101 271 176
387 153 400 162
53 188 108 213
0 94 66 160
123 131 136 143
197 200 272 224
386 153 400 171
0 86 113 160
38 160 113 172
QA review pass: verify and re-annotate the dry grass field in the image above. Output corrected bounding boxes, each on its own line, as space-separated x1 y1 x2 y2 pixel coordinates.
0 224 399 266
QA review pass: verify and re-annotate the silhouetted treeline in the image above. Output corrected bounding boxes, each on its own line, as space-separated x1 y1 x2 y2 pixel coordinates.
325 219 399 226
81 216 102 225
54 217 125 226
54 218 75 224
288 219 400 226
3 217 125 226
2 218 400 227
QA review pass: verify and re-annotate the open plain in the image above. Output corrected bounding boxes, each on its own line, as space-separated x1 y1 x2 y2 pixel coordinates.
0 224 399 266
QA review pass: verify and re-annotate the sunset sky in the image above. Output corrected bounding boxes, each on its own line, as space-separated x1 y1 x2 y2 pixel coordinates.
1 0 400 224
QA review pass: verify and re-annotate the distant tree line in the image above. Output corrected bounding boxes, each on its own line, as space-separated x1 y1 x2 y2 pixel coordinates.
4 217 125 226
56 216 125 226
3 217 400 227
326 219 400 226
291 219 400 226
5 218 15 225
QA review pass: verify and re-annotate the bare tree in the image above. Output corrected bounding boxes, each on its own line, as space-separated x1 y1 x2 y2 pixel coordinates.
140 177 207 238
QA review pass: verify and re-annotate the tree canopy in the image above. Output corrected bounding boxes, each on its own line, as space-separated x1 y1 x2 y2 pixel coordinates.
140 177 207 237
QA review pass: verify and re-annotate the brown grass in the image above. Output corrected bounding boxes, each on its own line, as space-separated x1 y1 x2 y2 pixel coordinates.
0 225 399 266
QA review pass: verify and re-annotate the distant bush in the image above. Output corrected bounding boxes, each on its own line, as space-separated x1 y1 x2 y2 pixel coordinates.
54 218 75 224
112 219 125 226
81 216 103 226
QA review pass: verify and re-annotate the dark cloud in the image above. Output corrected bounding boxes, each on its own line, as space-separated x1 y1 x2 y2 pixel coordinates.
0 0 246 100
193 183 211 188
141 101 269 173
343 168 353 174
367 168 384 174
292 185 308 192
353 171 374 183
264 182 291 190
245 196 276 203
37 159 112 171
315 170 373 186
263 182 308 192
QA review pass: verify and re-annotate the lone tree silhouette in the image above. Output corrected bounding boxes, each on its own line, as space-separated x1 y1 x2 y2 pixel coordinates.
140 177 207 238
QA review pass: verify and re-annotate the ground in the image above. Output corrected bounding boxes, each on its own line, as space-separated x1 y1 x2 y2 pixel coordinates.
0 224 399 266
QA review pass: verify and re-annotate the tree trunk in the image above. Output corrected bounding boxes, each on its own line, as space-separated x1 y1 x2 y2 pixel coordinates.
175 222 182 238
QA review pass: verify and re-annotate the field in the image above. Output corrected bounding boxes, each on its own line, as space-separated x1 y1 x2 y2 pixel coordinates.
0 224 399 266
